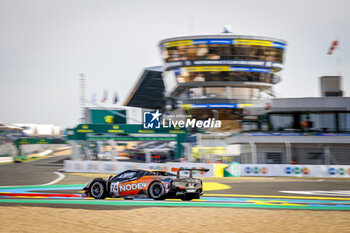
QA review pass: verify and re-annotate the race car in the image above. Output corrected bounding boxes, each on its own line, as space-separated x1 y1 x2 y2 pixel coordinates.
82 167 209 201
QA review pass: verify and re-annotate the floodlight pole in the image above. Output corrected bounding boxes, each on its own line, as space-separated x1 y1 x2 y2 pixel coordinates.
79 73 86 123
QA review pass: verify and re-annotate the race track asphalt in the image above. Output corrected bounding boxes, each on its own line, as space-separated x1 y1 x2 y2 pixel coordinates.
0 155 68 186
0 155 350 210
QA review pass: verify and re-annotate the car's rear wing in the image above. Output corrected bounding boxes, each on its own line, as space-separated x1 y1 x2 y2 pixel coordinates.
171 167 209 178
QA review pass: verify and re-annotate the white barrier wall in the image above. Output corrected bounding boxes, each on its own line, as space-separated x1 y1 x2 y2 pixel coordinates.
240 164 350 177
64 160 214 177
64 161 350 178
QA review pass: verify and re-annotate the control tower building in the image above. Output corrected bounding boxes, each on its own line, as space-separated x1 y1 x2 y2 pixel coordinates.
159 32 286 131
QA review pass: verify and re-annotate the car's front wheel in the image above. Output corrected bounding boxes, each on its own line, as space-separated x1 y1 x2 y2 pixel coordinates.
148 182 165 200
89 180 107 199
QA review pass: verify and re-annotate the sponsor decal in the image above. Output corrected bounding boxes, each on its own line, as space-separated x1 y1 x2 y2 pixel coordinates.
302 167 310 175
245 167 252 174
328 168 336 175
162 39 286 49
166 60 283 70
253 167 260 174
244 166 268 175
328 167 348 175
148 165 168 172
180 103 253 109
284 167 310 175
179 66 271 73
163 40 192 48
284 167 293 174
119 183 147 192
104 115 114 124
193 39 233 45
261 167 268 174
294 167 301 174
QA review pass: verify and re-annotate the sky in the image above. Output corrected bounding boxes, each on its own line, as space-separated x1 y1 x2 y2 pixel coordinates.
0 0 349 128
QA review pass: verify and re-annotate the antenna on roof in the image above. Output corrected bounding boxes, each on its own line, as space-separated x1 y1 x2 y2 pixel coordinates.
223 25 232 33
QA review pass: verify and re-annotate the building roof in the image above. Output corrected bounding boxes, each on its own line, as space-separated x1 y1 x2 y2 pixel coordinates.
123 66 165 109
247 97 350 115
159 34 287 46
270 97 350 112
0 122 23 131
13 123 61 136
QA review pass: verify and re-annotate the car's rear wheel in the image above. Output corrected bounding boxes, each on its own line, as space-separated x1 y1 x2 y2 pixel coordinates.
148 182 165 200
90 180 107 199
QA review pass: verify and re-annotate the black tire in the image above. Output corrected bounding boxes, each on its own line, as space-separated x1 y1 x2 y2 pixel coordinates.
89 180 107 199
148 182 165 200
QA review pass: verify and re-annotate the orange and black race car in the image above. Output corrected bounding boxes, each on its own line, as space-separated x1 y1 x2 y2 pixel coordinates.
82 168 209 201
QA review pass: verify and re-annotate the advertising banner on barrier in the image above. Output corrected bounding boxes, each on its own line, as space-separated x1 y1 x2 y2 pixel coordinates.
64 161 350 178
64 160 214 177
240 164 350 178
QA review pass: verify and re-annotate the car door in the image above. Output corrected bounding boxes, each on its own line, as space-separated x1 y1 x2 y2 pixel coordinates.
111 171 139 196
110 172 126 197
119 171 139 195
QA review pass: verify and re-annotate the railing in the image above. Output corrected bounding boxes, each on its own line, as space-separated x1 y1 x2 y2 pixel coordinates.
166 54 283 63
177 77 275 84
179 93 261 101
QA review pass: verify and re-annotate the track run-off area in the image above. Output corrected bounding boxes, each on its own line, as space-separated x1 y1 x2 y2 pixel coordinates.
1 183 350 210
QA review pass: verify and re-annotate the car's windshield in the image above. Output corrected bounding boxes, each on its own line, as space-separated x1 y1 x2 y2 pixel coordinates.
115 171 138 179
148 171 176 176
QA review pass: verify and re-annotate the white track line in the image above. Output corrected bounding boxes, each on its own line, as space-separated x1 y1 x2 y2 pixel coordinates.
0 171 65 187
279 190 350 196
41 172 66 186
